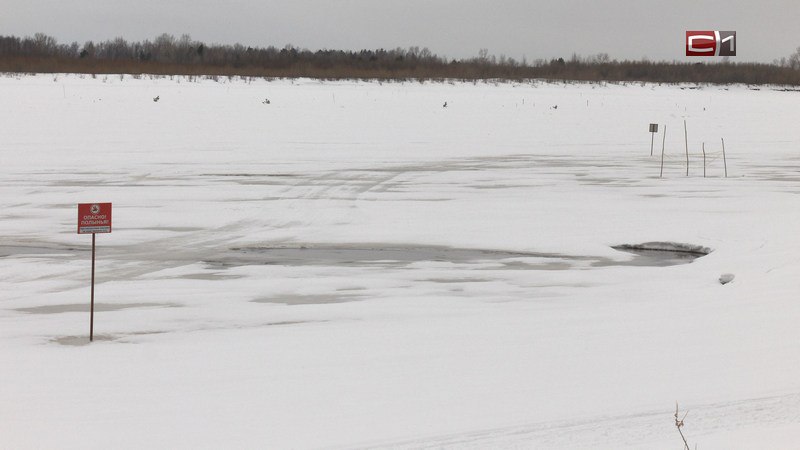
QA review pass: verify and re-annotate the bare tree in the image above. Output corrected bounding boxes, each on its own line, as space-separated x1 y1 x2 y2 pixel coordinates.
789 46 800 70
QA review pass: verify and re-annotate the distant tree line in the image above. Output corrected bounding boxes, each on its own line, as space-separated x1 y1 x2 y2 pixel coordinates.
2 33 800 85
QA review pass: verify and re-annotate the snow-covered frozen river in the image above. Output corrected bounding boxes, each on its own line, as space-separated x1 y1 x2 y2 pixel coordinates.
1 74 799 448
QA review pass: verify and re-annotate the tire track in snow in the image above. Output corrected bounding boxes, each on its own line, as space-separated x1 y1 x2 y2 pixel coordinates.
350 392 800 449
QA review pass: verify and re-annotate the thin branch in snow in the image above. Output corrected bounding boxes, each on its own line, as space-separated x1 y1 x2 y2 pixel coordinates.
675 402 692 450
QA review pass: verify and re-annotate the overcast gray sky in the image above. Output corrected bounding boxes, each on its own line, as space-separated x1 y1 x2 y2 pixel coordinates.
2 0 799 63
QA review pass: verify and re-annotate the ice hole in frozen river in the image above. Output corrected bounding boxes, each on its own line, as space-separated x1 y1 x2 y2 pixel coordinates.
214 242 709 269
611 241 711 266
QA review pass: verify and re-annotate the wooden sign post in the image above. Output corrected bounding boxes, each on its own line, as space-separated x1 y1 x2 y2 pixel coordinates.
649 123 658 156
77 203 112 342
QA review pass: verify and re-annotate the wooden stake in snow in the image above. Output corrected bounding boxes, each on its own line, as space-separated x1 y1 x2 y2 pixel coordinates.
684 120 689 176
660 125 666 178
702 142 706 178
722 137 728 178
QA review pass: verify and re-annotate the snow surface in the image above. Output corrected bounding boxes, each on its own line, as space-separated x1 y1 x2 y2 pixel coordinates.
1 74 800 449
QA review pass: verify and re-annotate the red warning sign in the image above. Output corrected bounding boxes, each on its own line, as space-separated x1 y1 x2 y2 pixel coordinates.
77 203 112 234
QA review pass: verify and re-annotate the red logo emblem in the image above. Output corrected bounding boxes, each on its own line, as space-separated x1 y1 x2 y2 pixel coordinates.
686 31 736 56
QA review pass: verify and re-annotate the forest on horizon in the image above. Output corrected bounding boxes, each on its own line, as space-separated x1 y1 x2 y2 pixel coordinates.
2 33 800 85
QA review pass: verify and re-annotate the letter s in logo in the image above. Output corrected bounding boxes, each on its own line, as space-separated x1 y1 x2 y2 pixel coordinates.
686 31 717 56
